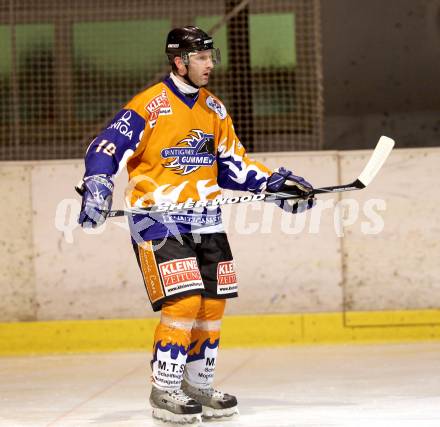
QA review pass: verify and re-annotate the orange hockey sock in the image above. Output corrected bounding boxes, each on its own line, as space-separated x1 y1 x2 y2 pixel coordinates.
185 298 226 388
152 294 201 390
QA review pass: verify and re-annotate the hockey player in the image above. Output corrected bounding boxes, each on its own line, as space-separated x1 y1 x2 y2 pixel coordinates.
77 26 314 424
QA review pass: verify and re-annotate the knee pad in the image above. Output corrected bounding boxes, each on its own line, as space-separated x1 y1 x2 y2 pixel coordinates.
189 298 226 354
154 295 202 349
161 294 202 322
196 298 226 322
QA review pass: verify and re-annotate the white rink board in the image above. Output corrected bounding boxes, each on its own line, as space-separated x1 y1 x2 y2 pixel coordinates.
0 165 36 322
30 162 150 321
340 148 440 311
0 147 439 321
223 152 343 315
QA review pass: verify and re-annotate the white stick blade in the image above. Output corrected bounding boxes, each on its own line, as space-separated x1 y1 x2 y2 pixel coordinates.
357 136 395 186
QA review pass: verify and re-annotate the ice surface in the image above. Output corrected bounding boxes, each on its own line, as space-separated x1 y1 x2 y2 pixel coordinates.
0 343 439 426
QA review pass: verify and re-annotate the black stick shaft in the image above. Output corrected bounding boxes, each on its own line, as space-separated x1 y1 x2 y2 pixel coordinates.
106 180 364 218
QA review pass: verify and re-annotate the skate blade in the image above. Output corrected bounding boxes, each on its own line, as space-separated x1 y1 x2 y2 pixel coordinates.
202 405 239 420
152 407 202 425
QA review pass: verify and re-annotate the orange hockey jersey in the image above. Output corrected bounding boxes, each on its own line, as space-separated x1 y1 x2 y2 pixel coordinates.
84 74 272 241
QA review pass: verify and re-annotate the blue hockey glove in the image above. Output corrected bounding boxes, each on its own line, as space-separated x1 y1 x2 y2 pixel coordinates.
267 168 314 214
266 167 313 196
77 175 114 228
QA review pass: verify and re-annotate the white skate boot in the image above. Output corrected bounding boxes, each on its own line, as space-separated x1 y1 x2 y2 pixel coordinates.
149 385 202 424
181 379 239 419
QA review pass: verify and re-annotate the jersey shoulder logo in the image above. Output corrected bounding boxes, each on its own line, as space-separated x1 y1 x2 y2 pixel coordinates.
145 89 172 128
206 96 227 120
161 129 216 175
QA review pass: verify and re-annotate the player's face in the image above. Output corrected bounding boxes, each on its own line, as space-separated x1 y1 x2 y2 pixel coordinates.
187 50 214 87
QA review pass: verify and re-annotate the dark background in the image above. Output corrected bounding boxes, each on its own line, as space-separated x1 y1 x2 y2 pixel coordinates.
322 0 440 149
0 0 439 159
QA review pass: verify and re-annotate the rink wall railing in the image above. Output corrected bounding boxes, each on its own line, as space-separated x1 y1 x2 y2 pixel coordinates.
1 147 440 354
2 310 440 356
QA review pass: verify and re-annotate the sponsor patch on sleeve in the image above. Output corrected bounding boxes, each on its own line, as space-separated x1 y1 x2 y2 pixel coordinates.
104 109 145 142
216 261 238 294
158 257 204 296
206 96 227 120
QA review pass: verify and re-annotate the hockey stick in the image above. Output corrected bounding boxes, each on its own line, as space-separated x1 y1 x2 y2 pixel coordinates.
107 136 394 218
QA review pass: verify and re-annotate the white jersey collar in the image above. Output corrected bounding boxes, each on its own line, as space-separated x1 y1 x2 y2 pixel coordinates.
169 72 199 95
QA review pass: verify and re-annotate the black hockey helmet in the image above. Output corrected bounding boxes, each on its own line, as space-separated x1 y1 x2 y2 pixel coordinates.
165 26 220 65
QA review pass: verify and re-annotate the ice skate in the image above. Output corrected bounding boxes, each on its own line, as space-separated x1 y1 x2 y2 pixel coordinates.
181 379 239 419
149 385 202 424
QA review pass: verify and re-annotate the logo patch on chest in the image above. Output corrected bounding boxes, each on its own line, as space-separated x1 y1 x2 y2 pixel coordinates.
161 129 216 175
145 89 172 128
